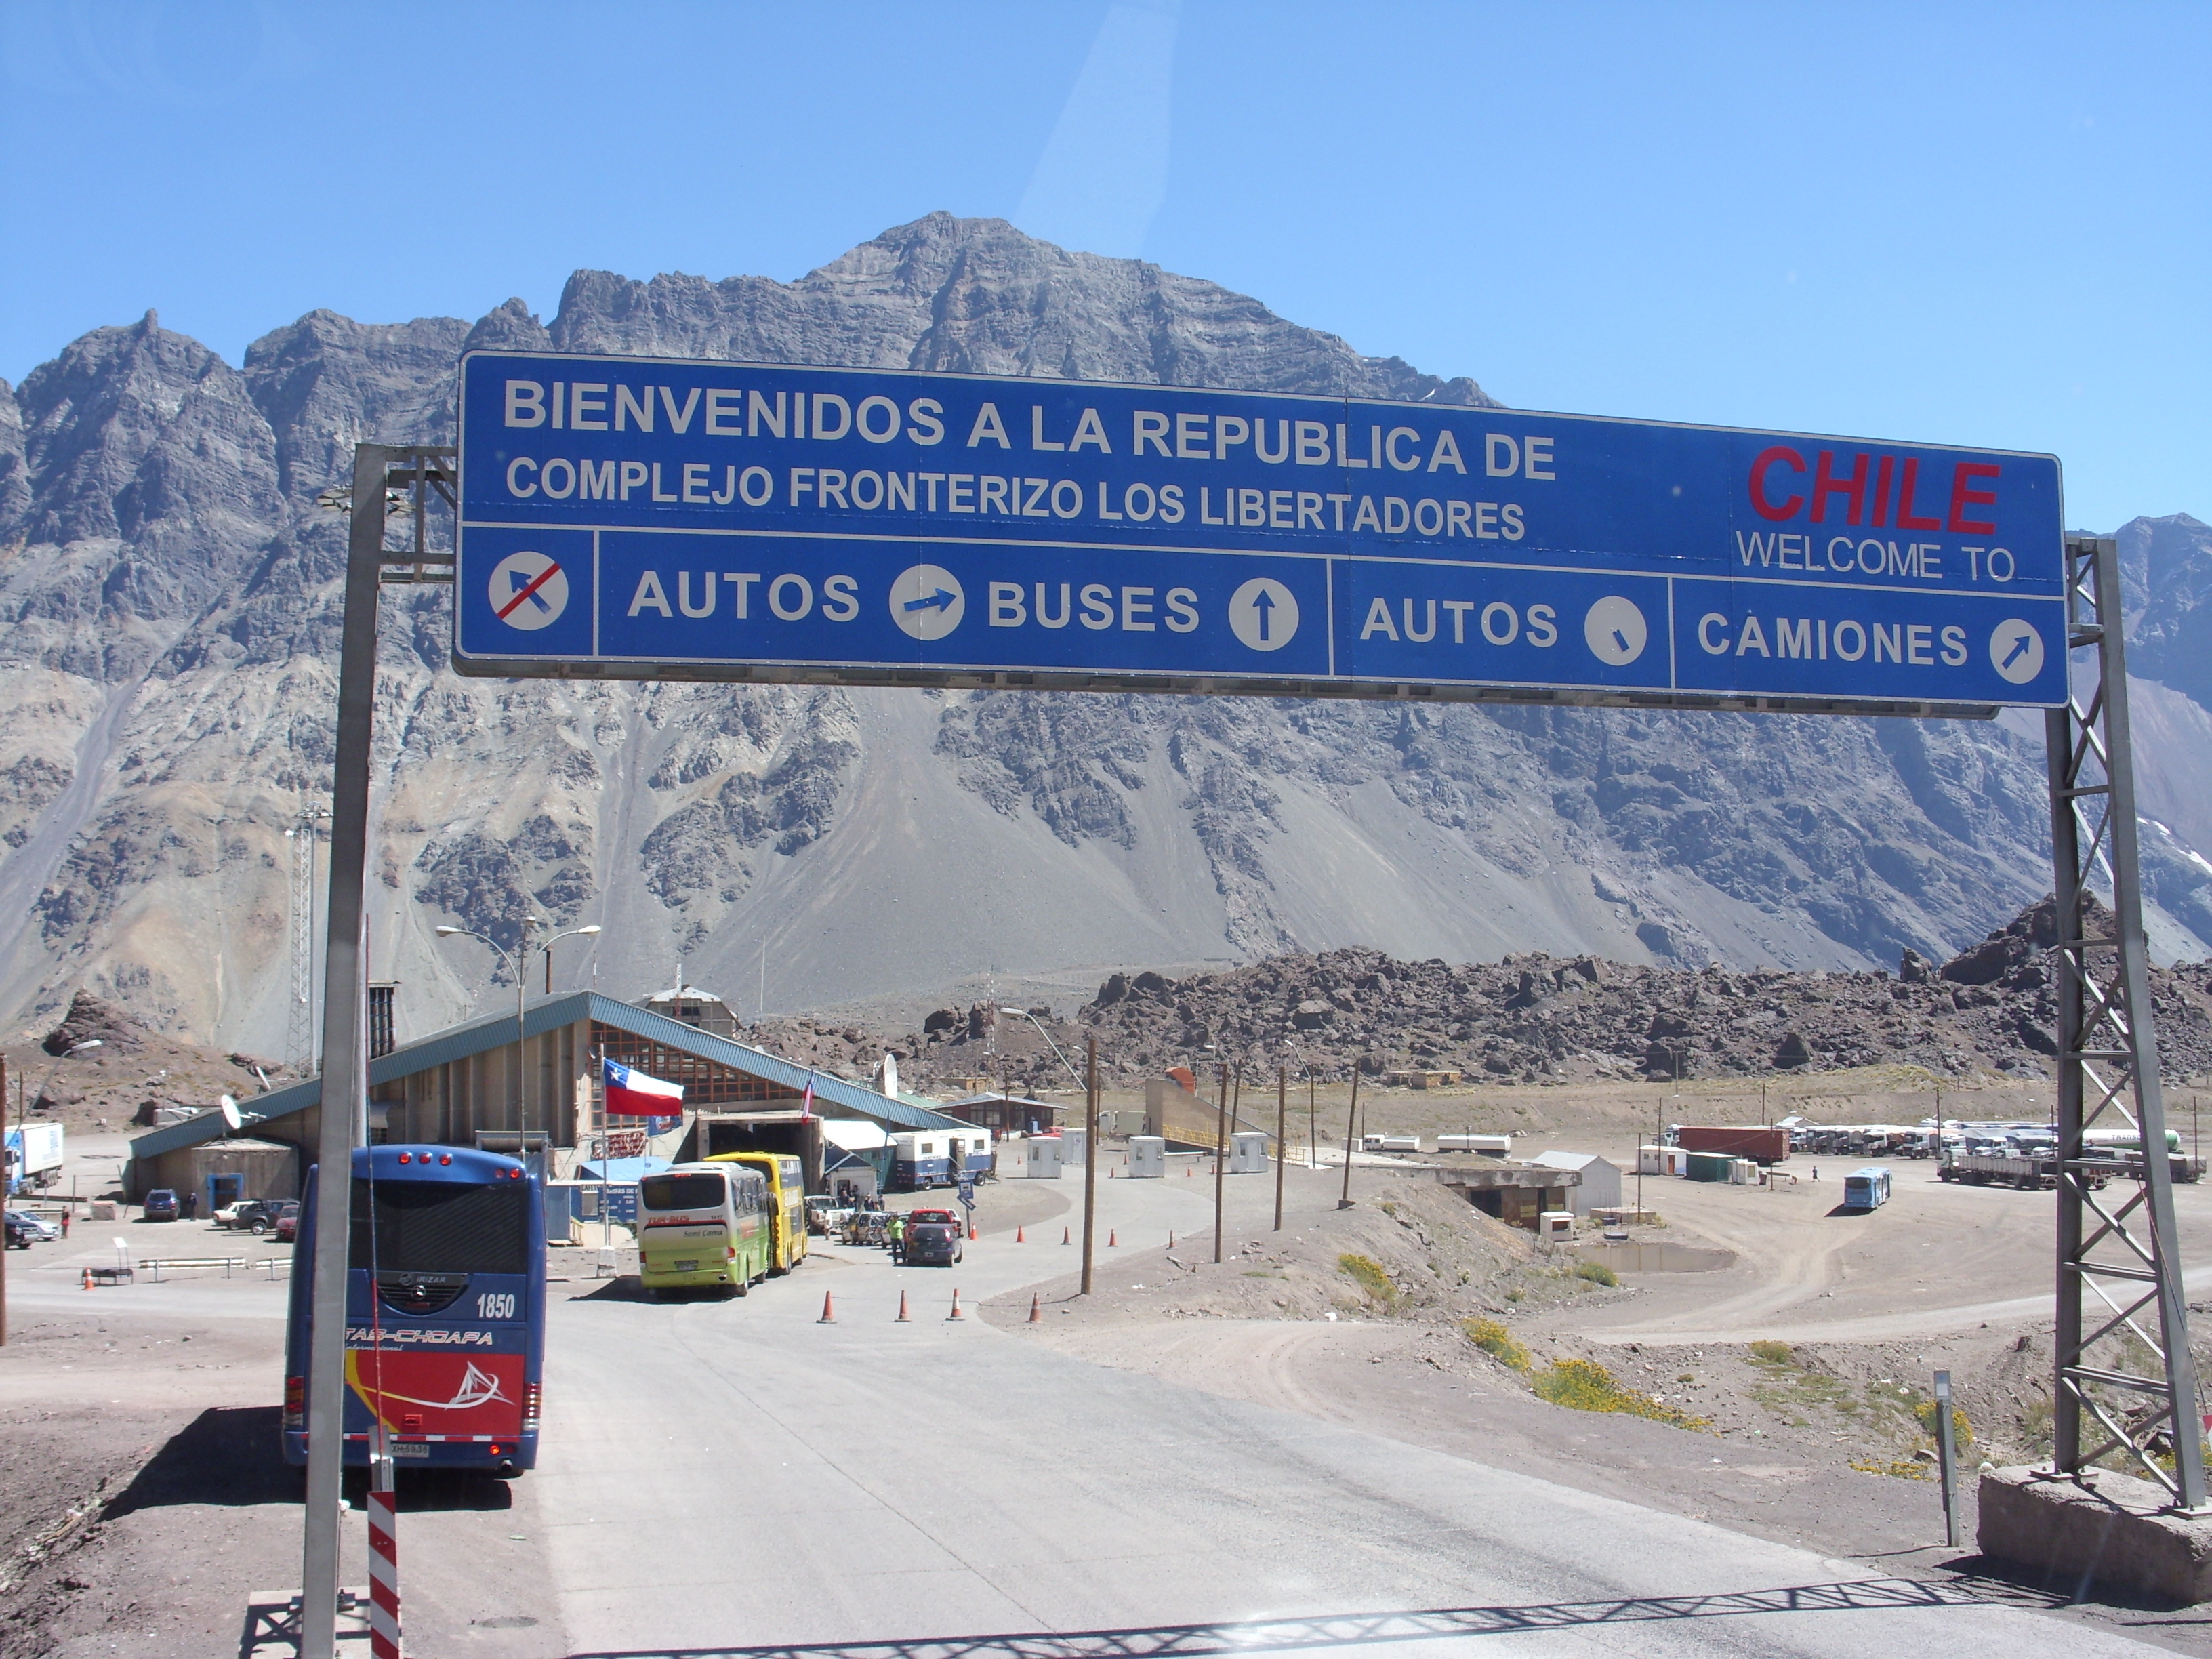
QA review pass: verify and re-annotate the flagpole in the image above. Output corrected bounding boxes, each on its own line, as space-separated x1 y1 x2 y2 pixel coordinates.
594 1048 609 1251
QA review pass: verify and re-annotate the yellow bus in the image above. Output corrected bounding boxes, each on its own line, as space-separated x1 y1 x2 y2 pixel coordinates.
705 1151 808 1274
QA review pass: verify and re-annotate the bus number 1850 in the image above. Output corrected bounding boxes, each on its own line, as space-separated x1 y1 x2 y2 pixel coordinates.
477 1292 518 1320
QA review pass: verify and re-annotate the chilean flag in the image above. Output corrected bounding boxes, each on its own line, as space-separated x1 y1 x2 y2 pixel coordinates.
604 1058 683 1131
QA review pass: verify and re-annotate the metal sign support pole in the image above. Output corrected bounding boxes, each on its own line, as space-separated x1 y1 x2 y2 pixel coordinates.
300 443 391 1657
300 445 455 1658
2045 533 2207 1510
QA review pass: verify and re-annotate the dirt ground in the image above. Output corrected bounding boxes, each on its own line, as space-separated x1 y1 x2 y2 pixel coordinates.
979 1115 2212 1658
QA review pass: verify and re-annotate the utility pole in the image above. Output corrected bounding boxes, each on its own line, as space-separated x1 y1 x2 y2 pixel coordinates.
1339 1063 1361 1209
1307 1068 1317 1170
1273 1064 1286 1232
1213 1062 1229 1264
1082 1036 1098 1294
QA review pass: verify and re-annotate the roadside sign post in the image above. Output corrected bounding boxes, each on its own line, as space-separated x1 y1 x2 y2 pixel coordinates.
1933 1370 1960 1547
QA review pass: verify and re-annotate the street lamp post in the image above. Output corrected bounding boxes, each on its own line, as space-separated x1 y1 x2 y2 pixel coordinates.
436 919 600 1147
998 1008 1086 1094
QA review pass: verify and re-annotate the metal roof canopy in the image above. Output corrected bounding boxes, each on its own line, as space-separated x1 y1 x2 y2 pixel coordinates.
287 449 2192 1659
129 990 961 1168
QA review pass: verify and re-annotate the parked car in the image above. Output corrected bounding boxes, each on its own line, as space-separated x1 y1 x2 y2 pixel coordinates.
142 1189 180 1221
903 1207 965 1267
273 1202 300 1242
214 1199 281 1233
5 1209 59 1247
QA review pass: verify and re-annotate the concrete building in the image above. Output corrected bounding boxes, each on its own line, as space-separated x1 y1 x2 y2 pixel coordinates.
126 991 964 1200
1530 1151 1623 1215
1433 1161 1582 1231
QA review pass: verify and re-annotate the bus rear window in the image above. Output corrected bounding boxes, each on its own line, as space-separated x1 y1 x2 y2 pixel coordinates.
641 1172 726 1212
349 1179 529 1275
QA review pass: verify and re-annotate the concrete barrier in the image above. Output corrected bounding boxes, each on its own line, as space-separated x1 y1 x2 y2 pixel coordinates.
1979 1465 2212 1604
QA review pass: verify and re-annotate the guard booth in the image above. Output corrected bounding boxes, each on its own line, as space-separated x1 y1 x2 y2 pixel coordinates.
1021 1138 1063 1179
1229 1130 1270 1173
1127 1136 1166 1179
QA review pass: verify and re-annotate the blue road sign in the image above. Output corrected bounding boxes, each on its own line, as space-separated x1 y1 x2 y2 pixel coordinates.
455 352 2067 712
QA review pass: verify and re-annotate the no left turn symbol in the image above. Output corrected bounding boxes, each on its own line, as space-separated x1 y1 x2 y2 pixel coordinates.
489 550 569 630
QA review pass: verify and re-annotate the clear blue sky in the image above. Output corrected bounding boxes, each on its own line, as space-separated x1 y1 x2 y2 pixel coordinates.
2 1 2203 531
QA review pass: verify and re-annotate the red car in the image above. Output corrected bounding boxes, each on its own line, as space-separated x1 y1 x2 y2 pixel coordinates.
273 1202 300 1242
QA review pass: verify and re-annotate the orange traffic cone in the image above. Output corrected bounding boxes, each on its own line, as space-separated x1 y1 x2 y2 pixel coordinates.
1027 1292 1044 1324
947 1288 966 1321
968 1225 978 1241
895 1289 912 1323
817 1290 837 1324
1186 1164 1192 1176
1016 1225 1025 1244
82 1267 93 1291
1168 1230 1175 1248
1061 1226 1071 1245
1109 1229 1118 1247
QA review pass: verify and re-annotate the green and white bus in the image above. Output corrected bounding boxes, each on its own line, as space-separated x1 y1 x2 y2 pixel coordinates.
638 1163 773 1297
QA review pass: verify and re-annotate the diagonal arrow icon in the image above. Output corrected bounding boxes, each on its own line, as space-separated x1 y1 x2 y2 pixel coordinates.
495 562 561 621
903 588 957 614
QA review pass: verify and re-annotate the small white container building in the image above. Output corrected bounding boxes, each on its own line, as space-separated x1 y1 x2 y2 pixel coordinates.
1057 1128 1088 1168
1126 1136 1166 1178
1021 1137 1063 1179
1229 1130 1270 1174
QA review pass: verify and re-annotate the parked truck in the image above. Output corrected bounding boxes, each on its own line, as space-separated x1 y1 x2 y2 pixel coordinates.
4 1124 63 1194
1671 1125 1790 1165
1939 1147 2064 1190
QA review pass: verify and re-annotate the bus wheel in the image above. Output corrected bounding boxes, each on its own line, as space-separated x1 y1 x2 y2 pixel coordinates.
733 1279 748 1296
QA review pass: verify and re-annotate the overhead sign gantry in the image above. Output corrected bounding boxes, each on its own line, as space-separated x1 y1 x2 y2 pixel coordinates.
454 352 2065 716
293 365 2177 1659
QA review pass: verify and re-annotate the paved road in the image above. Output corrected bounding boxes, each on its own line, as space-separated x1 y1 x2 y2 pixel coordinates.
533 1171 2161 1659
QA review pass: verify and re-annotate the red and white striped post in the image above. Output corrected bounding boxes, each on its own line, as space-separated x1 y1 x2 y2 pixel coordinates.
366 1486 400 1657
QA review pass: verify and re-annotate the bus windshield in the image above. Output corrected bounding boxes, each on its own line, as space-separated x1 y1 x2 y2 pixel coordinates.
348 1178 530 1275
642 1172 726 1212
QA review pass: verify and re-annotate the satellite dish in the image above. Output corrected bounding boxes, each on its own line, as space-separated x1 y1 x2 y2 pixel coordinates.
220 1094 242 1132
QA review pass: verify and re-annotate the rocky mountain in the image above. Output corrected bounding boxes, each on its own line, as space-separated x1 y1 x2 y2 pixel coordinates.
864 895 2212 1092
1 213 2208 1056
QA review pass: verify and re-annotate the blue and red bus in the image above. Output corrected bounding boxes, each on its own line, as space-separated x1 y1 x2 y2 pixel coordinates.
284 1145 545 1477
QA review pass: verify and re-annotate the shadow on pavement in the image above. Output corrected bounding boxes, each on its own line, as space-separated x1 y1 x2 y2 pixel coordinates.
104 1406 296 1515
102 1406 515 1515
566 1577 1992 1658
574 1276 653 1302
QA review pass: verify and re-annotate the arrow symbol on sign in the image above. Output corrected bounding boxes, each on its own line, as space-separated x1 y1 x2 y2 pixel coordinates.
495 562 561 621
1612 629 1631 655
2002 633 2033 670
903 588 957 614
1250 586 1275 642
